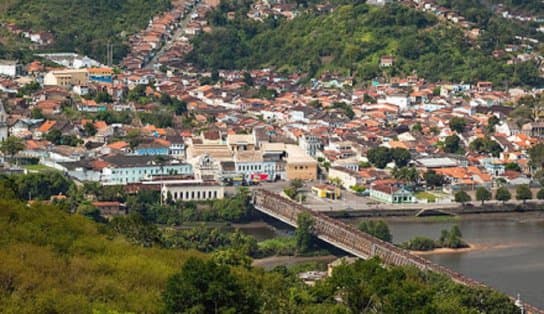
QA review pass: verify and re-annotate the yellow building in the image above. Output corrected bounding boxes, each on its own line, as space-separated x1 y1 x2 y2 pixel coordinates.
44 69 89 87
285 144 317 180
312 184 341 200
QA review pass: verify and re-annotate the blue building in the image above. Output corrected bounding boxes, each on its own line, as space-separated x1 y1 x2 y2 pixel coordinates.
134 141 170 156
102 155 192 185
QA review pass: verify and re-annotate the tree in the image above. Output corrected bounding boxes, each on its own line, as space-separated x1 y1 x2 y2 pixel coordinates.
243 71 254 86
45 129 62 144
329 177 343 187
454 190 471 205
486 115 500 134
0 136 25 161
401 237 436 251
83 122 97 136
358 220 392 242
515 184 532 204
31 107 44 119
295 212 314 254
443 135 462 154
126 129 141 150
391 148 411 167
469 137 502 157
163 257 258 314
537 188 544 200
95 91 113 103
528 143 544 171
449 117 467 133
495 187 511 204
367 146 393 169
424 170 446 187
411 122 423 133
438 225 467 249
504 162 521 172
76 202 101 222
392 167 418 184
475 187 491 205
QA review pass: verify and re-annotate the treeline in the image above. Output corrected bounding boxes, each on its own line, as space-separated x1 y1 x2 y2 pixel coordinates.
188 2 543 87
1 0 171 62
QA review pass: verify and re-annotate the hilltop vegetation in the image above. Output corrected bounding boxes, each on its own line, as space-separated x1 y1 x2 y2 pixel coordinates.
188 2 543 87
0 199 202 313
0 0 171 62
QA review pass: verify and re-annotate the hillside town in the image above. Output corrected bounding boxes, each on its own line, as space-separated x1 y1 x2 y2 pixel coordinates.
3 0 544 312
0 0 543 217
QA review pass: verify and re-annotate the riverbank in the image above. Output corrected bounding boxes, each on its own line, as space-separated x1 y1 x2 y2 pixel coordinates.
353 211 544 223
252 255 338 269
326 203 544 219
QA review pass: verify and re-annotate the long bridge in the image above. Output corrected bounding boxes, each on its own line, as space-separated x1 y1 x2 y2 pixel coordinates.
252 189 542 313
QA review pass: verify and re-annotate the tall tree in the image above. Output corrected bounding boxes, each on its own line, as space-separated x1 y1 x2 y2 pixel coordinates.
495 187 511 204
424 170 446 187
454 190 471 206
475 187 492 205
515 185 532 204
295 212 314 254
443 135 462 154
449 117 467 133
163 257 258 314
367 147 393 169
0 136 25 161
358 220 392 242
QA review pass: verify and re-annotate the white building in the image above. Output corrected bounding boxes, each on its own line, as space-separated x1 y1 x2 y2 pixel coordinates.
299 134 321 158
159 180 225 202
0 60 20 77
379 94 410 111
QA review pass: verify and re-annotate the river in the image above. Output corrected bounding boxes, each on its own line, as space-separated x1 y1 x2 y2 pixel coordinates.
236 213 544 308
376 213 544 308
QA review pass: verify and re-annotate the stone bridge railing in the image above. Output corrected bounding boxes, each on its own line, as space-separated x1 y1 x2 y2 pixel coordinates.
252 189 542 314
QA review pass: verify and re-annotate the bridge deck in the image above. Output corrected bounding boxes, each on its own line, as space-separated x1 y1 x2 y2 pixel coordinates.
252 189 542 314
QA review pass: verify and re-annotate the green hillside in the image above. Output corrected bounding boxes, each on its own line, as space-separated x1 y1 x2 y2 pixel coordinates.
0 199 201 313
0 0 171 62
188 2 543 87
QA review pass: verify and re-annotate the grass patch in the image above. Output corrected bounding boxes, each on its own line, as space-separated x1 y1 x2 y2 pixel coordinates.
23 164 57 172
415 191 437 202
258 236 297 257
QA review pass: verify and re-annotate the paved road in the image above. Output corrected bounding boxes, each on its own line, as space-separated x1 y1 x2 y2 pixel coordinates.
144 0 202 69
230 180 544 212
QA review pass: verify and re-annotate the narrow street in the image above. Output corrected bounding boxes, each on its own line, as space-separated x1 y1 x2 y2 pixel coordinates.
144 0 203 69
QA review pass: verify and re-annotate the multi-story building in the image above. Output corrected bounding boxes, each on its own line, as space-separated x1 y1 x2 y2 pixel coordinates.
285 144 318 180
44 69 88 87
234 150 276 182
299 134 321 158
101 155 192 185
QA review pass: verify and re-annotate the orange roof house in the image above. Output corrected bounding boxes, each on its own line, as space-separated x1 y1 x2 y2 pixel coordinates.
37 120 56 134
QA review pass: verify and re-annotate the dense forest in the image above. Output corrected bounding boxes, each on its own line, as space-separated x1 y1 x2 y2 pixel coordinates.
0 171 520 313
188 2 543 87
0 0 171 62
